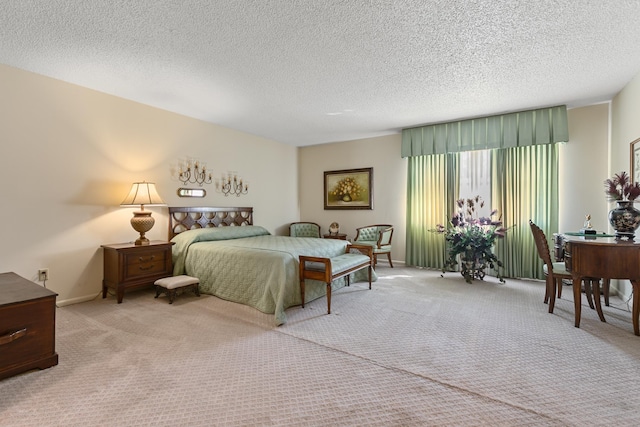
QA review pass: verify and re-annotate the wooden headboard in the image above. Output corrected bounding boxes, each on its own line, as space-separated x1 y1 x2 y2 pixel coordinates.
168 207 254 239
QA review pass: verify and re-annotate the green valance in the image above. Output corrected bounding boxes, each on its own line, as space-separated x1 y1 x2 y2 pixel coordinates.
401 105 568 157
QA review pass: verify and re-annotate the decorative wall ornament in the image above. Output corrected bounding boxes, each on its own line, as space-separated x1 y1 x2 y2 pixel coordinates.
178 158 212 186
217 172 249 197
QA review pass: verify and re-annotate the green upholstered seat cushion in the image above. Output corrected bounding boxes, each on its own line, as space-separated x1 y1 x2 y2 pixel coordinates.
543 262 570 276
352 241 391 253
304 253 370 274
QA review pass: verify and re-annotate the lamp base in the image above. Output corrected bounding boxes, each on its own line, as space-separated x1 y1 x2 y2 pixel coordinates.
131 211 155 246
135 236 151 245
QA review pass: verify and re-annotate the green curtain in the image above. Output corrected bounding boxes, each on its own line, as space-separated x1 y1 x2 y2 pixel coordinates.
403 106 565 279
401 105 568 157
406 153 459 269
492 144 559 280
405 143 559 279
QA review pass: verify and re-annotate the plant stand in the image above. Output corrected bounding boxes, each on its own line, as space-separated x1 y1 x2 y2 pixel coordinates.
460 254 487 283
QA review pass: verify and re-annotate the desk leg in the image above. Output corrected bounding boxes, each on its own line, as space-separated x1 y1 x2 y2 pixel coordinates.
591 279 606 322
573 276 582 328
632 279 640 336
584 279 595 310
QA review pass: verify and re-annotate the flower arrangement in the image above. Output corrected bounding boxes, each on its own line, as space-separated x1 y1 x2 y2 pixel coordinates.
435 196 507 283
604 171 640 239
331 177 362 202
604 171 640 201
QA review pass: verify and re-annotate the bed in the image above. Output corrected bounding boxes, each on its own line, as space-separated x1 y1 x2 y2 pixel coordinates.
168 207 376 325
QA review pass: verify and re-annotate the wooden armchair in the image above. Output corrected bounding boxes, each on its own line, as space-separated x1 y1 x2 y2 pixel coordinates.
353 224 394 268
289 222 321 238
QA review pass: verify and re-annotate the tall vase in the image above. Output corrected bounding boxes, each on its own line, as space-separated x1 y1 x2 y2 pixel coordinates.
608 200 640 239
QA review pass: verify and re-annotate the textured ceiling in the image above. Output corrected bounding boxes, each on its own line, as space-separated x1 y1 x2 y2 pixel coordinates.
2 1 640 146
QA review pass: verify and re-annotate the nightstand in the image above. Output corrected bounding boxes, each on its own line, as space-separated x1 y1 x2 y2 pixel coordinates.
323 233 348 240
101 241 174 303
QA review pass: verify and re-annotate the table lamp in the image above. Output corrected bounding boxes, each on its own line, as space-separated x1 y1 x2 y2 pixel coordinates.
120 181 166 245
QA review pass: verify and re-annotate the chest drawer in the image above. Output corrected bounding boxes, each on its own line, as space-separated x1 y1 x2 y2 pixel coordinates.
0 297 56 369
0 272 58 380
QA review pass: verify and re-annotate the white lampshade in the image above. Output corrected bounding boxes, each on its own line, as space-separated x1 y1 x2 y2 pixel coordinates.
120 181 166 207
120 182 166 245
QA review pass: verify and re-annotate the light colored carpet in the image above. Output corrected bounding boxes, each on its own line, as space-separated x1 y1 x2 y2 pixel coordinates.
2 266 640 426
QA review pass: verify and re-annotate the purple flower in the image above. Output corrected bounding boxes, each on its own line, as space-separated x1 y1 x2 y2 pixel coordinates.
494 227 507 237
478 217 491 225
604 171 640 201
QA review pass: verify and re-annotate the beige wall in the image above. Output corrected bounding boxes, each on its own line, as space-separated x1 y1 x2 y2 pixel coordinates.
612 71 640 174
0 64 298 305
298 135 407 262
610 71 640 298
560 104 610 233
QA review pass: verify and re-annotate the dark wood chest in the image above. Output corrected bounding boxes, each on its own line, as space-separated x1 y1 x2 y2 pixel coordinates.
0 272 58 380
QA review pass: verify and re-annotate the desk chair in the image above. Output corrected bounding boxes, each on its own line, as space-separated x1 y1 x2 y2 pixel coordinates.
530 221 607 320
530 220 572 313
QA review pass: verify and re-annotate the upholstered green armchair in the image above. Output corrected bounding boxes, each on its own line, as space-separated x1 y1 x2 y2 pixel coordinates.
353 224 394 268
289 222 321 238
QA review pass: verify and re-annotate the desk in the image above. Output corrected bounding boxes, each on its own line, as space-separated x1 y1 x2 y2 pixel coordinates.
554 233 612 309
564 236 640 335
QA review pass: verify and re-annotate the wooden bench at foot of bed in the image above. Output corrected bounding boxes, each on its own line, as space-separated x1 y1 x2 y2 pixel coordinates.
299 244 373 314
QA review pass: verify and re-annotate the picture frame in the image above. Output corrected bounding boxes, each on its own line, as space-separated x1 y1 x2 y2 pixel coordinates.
324 167 373 210
631 138 640 184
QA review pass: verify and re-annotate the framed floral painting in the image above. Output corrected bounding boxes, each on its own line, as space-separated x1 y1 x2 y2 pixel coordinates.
631 137 640 184
324 167 373 210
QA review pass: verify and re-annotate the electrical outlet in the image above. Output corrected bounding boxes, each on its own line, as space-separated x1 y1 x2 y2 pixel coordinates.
38 268 49 281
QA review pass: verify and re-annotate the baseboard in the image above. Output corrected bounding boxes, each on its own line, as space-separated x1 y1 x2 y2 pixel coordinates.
56 293 101 307
378 259 404 267
610 283 627 300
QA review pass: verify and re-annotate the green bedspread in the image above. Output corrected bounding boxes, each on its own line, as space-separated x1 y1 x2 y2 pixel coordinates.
171 226 377 325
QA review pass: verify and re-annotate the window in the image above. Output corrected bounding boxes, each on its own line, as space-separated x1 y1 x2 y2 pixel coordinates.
459 149 491 213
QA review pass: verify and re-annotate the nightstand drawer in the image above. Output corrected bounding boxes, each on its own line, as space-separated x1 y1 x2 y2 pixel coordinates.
123 249 170 279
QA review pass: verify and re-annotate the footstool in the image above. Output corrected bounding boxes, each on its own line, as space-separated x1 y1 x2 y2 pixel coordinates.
154 275 200 304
